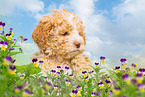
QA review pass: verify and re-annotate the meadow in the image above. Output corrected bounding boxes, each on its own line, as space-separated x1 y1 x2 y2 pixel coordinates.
1 22 145 97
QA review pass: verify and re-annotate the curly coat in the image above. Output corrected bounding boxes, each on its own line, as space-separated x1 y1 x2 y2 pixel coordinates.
31 9 93 77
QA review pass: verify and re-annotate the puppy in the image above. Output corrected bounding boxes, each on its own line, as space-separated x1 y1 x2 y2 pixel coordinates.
31 9 93 77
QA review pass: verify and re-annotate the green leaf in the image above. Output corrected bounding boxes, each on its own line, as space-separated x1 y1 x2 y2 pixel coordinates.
11 45 20 47
9 52 23 56
30 67 41 74
16 63 41 75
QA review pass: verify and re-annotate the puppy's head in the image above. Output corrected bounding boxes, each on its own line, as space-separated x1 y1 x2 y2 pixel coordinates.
32 9 86 59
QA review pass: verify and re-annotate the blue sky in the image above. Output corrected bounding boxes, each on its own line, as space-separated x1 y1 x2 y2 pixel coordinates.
0 0 145 68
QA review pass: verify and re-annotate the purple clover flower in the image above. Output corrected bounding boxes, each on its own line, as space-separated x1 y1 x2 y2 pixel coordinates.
98 82 103 85
2 31 4 35
46 81 52 86
14 85 23 90
97 82 103 87
0 22 2 26
9 65 16 74
109 90 112 96
89 70 94 75
131 79 137 84
24 89 33 95
23 38 28 41
91 92 96 96
96 91 101 95
23 81 29 86
56 72 60 75
51 69 56 73
4 56 12 65
12 39 16 42
95 62 99 65
136 73 142 78
38 79 42 84
65 66 69 70
137 83 143 88
9 48 15 51
115 66 120 70
44 77 47 81
17 85 23 90
105 80 111 84
120 58 127 63
139 68 145 73
5 56 12 62
32 58 38 63
76 85 81 89
113 80 116 84
102 76 106 79
9 65 16 71
39 60 43 64
100 56 105 60
66 79 71 82
5 33 11 36
72 89 78 94
2 22 5 27
65 79 71 86
114 86 121 90
14 85 23 93
121 73 129 80
76 85 82 91
60 69 63 73
54 85 58 87
10 28 13 31
82 71 87 74
131 63 137 67
12 59 16 64
0 41 8 47
57 66 61 68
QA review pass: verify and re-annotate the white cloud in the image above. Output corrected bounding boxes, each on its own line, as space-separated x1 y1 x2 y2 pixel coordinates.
112 0 145 22
13 42 39 65
69 0 95 17
17 41 39 53
0 0 44 16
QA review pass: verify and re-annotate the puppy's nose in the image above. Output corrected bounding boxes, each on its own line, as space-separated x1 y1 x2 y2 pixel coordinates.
74 42 80 48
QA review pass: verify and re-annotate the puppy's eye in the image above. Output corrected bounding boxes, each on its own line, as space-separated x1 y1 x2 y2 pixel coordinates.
62 32 68 36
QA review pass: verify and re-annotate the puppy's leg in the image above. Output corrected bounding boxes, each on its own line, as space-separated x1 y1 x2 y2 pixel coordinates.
71 54 93 78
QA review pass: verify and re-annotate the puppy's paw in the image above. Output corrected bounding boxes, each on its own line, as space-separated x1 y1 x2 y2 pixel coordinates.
71 54 93 77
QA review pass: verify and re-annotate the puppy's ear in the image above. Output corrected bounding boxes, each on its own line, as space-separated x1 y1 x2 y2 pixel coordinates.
32 15 54 50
